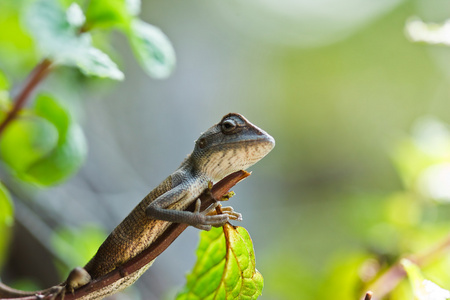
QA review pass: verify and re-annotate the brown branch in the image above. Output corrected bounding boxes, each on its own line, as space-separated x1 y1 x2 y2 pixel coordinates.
363 233 450 300
0 170 251 300
0 59 53 136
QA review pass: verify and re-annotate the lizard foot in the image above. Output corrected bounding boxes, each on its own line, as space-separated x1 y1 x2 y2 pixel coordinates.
218 206 242 221
192 200 243 230
191 199 229 230
205 204 242 221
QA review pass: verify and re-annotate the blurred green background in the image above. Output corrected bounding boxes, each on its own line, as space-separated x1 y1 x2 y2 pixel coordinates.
1 0 450 299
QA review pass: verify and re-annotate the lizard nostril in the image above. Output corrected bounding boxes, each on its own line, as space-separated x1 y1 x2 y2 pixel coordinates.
198 138 207 149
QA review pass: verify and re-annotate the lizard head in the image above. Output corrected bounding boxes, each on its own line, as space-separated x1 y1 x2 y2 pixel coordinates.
191 113 275 182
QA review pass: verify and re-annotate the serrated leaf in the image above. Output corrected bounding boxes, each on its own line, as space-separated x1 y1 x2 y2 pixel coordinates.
85 0 139 30
24 0 124 80
0 115 59 172
401 259 450 300
0 182 14 270
177 224 264 300
128 20 176 79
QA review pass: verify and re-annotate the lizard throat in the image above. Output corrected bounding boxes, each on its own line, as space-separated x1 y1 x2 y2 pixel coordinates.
198 140 274 182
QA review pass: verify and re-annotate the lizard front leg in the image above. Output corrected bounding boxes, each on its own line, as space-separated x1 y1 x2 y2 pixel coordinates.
145 182 230 230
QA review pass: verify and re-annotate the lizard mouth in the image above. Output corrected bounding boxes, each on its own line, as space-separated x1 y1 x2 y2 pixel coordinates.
223 134 275 154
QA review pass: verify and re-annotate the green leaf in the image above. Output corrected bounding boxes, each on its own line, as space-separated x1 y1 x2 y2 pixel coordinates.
125 0 141 16
75 46 124 80
24 0 124 80
24 94 87 186
128 19 176 79
0 70 10 109
85 0 140 30
0 94 87 186
34 94 70 143
66 3 85 28
0 115 59 172
0 3 36 76
25 123 86 186
401 259 450 300
0 182 14 271
177 224 264 300
0 70 10 91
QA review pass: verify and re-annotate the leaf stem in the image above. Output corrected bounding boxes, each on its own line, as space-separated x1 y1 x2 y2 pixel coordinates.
0 59 53 136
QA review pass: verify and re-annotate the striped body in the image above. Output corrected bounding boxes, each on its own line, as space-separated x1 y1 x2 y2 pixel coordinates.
84 174 206 278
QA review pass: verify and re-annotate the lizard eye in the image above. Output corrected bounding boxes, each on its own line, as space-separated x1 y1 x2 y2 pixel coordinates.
221 119 237 133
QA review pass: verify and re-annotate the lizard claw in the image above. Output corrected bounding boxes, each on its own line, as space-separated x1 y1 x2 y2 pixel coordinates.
192 199 229 229
205 205 242 221
220 206 242 221
191 200 244 230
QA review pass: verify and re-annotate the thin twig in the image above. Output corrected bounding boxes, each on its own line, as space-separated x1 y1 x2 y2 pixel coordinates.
364 233 450 299
363 291 373 300
0 59 53 135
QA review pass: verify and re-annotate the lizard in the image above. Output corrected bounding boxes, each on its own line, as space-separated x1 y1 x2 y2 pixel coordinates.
0 112 275 300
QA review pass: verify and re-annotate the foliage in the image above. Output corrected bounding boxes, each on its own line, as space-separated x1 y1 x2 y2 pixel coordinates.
0 1 261 300
401 259 450 300
0 182 13 271
0 0 176 188
260 117 450 300
1 94 87 186
0 0 176 296
177 225 263 300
